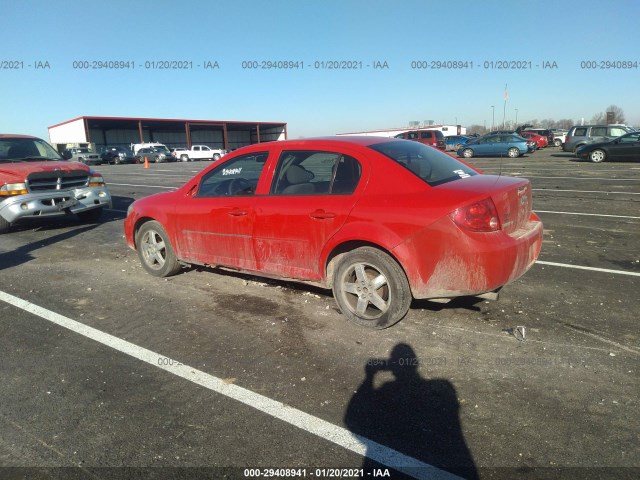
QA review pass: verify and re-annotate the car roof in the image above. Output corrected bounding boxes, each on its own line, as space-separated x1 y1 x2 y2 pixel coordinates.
233 136 399 153
0 134 41 139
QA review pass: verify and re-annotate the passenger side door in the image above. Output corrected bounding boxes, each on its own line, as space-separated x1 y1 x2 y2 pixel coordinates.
173 152 269 270
252 150 363 281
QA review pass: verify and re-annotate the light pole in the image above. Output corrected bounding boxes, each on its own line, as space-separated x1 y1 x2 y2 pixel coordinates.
515 109 518 129
491 106 495 131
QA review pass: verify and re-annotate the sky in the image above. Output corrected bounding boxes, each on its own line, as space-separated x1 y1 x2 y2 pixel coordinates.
2 0 639 140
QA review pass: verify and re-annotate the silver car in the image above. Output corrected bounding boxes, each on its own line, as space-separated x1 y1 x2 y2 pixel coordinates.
563 124 635 152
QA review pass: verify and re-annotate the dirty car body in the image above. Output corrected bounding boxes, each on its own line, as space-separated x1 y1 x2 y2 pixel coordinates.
0 135 112 233
125 136 543 328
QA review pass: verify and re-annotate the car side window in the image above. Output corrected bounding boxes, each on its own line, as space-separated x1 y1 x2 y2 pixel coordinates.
619 133 640 143
609 127 627 137
196 152 268 197
591 127 606 136
271 150 362 196
574 128 588 136
420 131 432 139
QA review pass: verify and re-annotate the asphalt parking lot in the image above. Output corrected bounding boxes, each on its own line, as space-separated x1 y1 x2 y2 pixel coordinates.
0 147 638 480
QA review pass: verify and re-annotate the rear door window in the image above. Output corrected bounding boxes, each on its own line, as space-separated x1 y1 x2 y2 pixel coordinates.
271 151 362 195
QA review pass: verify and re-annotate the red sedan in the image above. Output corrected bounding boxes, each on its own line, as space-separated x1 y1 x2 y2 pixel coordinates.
124 136 543 328
520 131 549 149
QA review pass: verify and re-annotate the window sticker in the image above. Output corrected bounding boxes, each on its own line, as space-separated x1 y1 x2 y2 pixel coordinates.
222 167 242 176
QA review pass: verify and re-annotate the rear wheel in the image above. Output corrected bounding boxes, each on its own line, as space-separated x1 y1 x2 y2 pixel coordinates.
333 247 411 329
554 138 562 147
462 148 473 158
213 153 221 161
589 149 606 163
507 147 520 158
180 154 189 162
136 221 181 277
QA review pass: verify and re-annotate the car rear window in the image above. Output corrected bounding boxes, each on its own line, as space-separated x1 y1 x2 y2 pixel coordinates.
369 141 478 187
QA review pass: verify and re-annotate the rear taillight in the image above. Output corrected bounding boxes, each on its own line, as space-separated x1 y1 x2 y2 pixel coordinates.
450 198 501 232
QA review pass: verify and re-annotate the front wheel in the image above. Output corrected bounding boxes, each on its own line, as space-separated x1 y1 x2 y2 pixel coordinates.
136 221 181 277
333 247 411 329
462 148 473 158
589 149 606 163
507 147 520 158
0 216 11 234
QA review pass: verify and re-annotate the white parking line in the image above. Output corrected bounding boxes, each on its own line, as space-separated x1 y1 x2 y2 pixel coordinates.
0 290 458 480
536 261 640 277
535 210 640 219
523 176 640 181
532 189 640 195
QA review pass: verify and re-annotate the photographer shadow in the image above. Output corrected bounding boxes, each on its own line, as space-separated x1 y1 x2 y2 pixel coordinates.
345 344 478 480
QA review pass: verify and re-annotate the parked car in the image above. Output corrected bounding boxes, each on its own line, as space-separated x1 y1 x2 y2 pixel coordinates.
62 147 102 165
457 134 530 158
445 135 470 151
521 128 554 146
135 147 175 163
549 129 568 147
519 131 549 149
394 130 446 150
0 135 112 233
575 131 640 163
563 124 634 152
124 136 543 328
101 146 135 165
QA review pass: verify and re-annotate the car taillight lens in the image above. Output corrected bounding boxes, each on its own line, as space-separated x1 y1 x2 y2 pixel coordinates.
0 183 28 196
450 198 501 232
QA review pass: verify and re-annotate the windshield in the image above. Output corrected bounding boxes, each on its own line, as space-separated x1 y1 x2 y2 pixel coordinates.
0 137 63 162
369 141 478 187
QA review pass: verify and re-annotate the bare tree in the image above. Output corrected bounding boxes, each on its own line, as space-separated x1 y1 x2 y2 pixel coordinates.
590 112 605 124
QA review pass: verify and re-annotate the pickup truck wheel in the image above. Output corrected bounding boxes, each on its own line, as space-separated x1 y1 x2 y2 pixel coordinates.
554 138 562 147
333 247 411 329
136 221 181 277
213 153 221 161
180 154 189 162
0 216 11 234
77 207 103 223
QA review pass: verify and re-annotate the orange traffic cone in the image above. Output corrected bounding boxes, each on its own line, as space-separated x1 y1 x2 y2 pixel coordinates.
144 156 149 169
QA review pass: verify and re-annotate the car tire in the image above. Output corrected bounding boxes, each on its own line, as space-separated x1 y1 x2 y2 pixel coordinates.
507 147 520 158
554 139 562 147
77 207 103 223
0 216 11 234
333 247 411 329
462 148 474 158
180 154 189 162
213 153 221 161
114 158 121 165
589 149 606 163
136 220 182 277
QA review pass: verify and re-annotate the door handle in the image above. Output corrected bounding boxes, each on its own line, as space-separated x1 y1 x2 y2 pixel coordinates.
227 208 248 216
309 210 336 219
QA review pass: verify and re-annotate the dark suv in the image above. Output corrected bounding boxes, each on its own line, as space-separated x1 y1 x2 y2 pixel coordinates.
563 124 635 153
395 130 446 150
101 146 135 165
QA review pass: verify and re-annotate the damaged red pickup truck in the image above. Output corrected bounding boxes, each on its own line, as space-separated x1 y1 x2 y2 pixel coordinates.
0 135 112 233
125 136 543 329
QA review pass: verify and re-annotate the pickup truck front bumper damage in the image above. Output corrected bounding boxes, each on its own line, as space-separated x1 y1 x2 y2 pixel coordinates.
0 187 112 224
